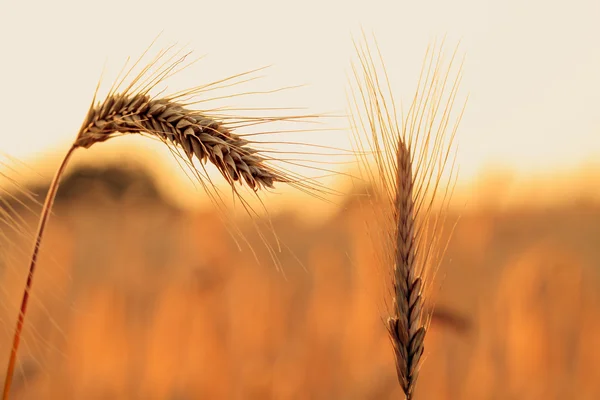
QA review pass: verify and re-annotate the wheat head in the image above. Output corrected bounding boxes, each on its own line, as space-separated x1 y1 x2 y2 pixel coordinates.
75 93 284 191
2 43 330 400
349 35 465 399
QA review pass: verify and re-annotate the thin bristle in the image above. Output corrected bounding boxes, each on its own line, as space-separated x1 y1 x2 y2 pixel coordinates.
349 33 465 400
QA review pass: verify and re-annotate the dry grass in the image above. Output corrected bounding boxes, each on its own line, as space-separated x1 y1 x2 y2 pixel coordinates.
349 35 465 399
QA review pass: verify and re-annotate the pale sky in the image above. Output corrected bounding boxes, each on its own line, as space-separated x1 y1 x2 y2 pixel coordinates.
1 0 599 195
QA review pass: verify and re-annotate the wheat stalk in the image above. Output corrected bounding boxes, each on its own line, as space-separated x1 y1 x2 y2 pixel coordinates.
349 35 466 399
1 44 327 399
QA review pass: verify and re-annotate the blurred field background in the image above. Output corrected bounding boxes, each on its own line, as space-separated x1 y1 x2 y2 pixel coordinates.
0 155 599 399
2 0 600 399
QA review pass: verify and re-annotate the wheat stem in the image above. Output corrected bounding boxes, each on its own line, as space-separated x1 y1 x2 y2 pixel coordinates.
2 145 77 400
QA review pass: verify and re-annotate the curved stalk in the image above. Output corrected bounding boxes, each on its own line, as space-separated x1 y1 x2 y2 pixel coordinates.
2 145 77 400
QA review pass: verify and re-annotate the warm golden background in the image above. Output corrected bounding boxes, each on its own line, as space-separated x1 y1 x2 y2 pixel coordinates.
0 158 599 400
1 0 600 399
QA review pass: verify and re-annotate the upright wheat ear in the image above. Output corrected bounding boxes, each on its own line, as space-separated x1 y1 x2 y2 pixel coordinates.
387 138 423 397
349 36 465 399
2 46 325 400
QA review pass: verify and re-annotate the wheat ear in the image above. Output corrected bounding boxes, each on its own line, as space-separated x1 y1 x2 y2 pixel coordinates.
349 35 465 399
1 46 324 399
387 139 422 398
74 93 286 191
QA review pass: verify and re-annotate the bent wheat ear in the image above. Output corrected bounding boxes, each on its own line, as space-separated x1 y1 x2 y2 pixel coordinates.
2 44 330 400
349 36 465 399
75 94 284 191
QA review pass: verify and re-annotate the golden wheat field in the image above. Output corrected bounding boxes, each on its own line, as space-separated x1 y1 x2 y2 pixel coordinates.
0 162 598 400
2 1 600 398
